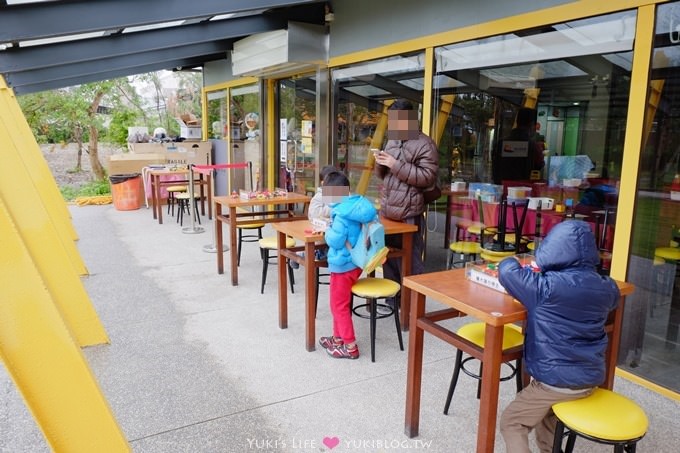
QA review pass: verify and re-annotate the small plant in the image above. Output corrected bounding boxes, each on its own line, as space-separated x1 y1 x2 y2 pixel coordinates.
60 179 111 201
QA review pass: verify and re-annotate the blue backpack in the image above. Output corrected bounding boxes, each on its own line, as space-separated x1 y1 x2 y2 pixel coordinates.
346 216 389 274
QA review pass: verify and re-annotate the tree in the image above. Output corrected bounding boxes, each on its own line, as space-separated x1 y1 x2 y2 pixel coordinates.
18 78 140 180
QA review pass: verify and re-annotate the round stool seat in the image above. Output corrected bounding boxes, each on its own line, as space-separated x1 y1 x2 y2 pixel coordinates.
166 185 188 192
553 388 648 442
259 236 295 249
466 222 485 236
449 241 482 255
351 277 400 299
458 322 524 350
175 191 199 200
480 251 514 263
655 246 680 262
239 222 266 229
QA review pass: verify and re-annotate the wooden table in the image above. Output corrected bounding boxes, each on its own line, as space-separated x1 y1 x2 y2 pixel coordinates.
272 218 418 351
148 168 211 224
402 268 634 453
213 193 311 286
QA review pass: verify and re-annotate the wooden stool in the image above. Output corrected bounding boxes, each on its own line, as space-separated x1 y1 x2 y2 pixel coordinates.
258 236 296 294
351 277 402 362
175 191 201 226
166 185 188 216
551 388 648 453
444 322 524 414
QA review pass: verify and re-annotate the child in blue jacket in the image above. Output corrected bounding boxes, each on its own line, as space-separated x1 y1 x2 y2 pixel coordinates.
498 220 620 452
319 172 377 359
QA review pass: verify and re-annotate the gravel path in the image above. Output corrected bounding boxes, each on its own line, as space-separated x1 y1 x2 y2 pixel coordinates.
41 142 122 188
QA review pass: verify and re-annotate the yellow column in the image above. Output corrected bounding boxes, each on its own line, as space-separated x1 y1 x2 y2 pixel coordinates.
0 104 108 347
0 198 129 452
357 100 394 195
0 77 87 275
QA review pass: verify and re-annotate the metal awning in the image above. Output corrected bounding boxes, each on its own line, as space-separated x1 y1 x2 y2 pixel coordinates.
0 0 326 94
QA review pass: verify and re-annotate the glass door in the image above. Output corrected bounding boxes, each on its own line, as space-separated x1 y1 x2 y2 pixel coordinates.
277 75 317 194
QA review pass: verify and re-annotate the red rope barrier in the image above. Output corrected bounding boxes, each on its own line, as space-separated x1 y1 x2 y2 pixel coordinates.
192 163 249 171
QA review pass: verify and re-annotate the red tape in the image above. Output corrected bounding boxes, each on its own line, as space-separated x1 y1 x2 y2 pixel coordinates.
193 163 249 171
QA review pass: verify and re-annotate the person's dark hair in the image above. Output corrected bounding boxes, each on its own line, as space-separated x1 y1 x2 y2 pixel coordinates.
389 99 414 111
320 165 338 183
323 171 350 187
516 107 537 128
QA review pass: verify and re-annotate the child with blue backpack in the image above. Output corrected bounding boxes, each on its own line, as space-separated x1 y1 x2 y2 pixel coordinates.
319 171 378 359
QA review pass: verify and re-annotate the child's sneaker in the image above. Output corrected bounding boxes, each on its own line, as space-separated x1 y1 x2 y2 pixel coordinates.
319 336 343 349
326 343 359 359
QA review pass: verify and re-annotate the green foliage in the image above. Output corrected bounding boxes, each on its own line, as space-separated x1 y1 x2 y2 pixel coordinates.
59 179 111 201
106 109 140 145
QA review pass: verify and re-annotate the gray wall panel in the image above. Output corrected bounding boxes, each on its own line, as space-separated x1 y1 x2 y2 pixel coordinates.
328 0 572 58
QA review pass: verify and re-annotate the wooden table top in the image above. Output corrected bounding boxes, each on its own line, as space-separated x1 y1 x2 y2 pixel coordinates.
271 217 419 243
403 268 634 326
214 192 311 208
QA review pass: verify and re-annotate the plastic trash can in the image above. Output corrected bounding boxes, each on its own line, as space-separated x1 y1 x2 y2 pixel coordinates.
109 173 142 211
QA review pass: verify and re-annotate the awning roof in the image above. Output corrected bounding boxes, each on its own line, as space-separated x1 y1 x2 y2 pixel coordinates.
0 0 326 94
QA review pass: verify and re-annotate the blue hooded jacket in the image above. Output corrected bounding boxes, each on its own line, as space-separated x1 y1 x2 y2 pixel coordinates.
324 195 377 273
498 220 620 388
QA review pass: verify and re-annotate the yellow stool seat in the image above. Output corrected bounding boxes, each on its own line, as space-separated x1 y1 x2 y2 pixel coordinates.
480 251 515 263
552 388 648 451
240 222 266 229
466 223 485 236
258 236 296 294
457 322 524 350
449 241 482 255
444 322 524 415
655 246 680 262
258 236 295 249
351 277 400 299
351 277 403 362
166 185 188 192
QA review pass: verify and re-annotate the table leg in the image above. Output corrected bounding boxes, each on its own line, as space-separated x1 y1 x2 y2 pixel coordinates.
445 193 452 248
305 241 316 352
477 324 504 453
215 203 224 274
156 176 164 224
400 232 414 331
229 207 238 286
603 297 626 389
404 290 426 437
278 231 289 330
151 175 158 221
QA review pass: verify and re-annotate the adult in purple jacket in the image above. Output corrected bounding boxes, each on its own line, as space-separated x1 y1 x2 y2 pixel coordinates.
498 220 620 453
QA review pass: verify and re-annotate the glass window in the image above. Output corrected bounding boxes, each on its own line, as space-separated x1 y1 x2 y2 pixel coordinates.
205 83 261 194
277 75 318 194
331 52 427 201
432 10 634 268
622 1 680 393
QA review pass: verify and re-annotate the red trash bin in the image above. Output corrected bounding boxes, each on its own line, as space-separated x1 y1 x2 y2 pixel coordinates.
109 173 142 211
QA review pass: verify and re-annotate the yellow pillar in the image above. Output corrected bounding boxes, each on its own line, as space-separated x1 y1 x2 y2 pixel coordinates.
0 198 129 452
0 105 108 347
357 100 394 195
0 77 87 275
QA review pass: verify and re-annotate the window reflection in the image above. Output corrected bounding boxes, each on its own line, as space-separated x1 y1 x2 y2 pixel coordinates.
623 1 680 394
331 52 426 201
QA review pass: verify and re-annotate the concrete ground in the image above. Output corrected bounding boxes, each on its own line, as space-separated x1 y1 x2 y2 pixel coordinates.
2 204 679 452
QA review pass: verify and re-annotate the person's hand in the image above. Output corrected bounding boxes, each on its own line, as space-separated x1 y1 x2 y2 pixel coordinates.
374 150 397 169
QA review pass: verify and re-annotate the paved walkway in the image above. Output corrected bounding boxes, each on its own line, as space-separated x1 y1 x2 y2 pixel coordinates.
1 204 679 452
